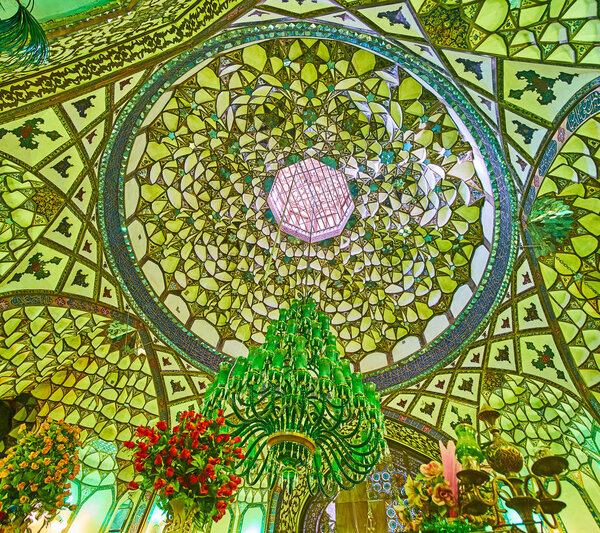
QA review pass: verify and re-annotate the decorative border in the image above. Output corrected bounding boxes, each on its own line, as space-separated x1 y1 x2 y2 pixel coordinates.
0 0 251 119
267 487 281 533
383 408 448 444
0 293 138 325
100 23 517 389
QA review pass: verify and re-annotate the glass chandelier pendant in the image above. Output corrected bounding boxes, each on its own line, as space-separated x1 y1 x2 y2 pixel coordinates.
203 297 386 495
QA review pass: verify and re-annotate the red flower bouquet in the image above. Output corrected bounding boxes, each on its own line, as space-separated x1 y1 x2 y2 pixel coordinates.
124 409 244 530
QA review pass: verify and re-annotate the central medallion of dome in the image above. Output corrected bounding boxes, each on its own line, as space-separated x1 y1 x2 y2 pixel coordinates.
268 157 353 243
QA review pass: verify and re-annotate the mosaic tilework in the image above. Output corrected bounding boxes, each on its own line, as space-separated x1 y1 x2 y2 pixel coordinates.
100 23 516 390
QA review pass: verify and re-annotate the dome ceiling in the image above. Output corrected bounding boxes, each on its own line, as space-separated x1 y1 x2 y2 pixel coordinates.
102 35 512 379
0 0 599 499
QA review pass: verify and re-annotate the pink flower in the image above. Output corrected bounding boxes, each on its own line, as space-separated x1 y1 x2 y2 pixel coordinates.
432 483 455 507
419 461 444 479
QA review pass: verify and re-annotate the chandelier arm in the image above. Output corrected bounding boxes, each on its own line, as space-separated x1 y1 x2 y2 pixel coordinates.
244 447 271 486
337 410 368 441
337 446 381 475
486 476 511 505
356 417 381 449
321 399 357 430
306 473 320 497
314 471 339 499
229 393 255 424
302 396 323 433
234 420 269 444
270 388 288 432
335 403 356 429
233 388 274 422
319 432 376 477
470 484 498 509
549 474 562 500
243 386 275 413
242 449 271 485
332 434 375 463
537 506 559 530
312 407 379 469
523 473 539 499
290 391 308 431
529 473 562 501
238 426 269 453
319 442 361 491
305 396 329 433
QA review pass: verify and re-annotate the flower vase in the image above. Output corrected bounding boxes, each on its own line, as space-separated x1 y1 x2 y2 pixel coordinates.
163 500 198 533
478 405 523 476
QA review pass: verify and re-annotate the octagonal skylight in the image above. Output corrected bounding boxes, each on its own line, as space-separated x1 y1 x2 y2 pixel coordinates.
267 158 354 243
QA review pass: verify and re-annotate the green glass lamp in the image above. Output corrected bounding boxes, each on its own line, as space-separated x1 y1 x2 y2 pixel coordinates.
202 297 385 496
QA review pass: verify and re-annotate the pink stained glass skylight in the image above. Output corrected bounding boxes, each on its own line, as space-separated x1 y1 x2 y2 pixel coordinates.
267 158 354 243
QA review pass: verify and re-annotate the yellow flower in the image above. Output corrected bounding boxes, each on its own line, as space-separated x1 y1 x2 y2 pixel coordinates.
16 482 25 491
19 461 27 469
405 476 426 509
0 470 9 479
31 462 39 470
31 484 38 492
43 458 50 466
19 496 28 504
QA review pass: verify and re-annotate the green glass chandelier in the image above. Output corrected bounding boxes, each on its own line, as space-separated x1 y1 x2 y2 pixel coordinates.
0 1 48 69
203 297 385 495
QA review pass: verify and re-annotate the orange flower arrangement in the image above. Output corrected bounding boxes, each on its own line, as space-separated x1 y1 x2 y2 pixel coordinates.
0 419 81 528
